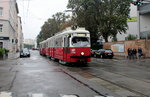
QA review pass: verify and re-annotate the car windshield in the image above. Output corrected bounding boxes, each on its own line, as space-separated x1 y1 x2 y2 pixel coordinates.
72 37 90 47
105 50 112 53
92 50 97 52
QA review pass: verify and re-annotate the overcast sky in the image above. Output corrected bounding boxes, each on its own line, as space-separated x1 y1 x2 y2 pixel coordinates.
17 0 68 40
17 0 137 40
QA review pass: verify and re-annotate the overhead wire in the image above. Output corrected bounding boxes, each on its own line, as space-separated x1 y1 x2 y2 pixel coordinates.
26 0 30 18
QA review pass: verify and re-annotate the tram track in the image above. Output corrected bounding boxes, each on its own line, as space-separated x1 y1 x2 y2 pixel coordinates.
92 58 150 83
46 57 150 97
47 59 119 97
82 69 147 97
61 66 145 97
88 60 150 97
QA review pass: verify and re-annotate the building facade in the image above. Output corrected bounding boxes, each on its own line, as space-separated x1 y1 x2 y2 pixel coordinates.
116 3 150 41
0 0 19 52
116 4 138 41
24 39 36 49
139 3 150 39
17 16 23 51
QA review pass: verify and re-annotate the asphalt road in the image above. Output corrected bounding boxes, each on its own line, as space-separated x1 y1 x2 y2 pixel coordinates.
0 50 120 97
60 56 150 97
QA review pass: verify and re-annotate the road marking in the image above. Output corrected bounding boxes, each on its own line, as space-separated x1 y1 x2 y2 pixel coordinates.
61 95 79 97
0 92 12 97
94 96 104 97
28 93 43 97
94 96 114 97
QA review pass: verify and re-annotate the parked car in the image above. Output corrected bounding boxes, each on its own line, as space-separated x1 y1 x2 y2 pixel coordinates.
20 48 30 58
91 49 98 57
94 49 114 59
32 48 39 50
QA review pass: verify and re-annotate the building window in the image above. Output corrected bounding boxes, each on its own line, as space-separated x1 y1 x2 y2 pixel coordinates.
0 24 2 32
0 42 3 48
0 7 3 16
12 39 14 43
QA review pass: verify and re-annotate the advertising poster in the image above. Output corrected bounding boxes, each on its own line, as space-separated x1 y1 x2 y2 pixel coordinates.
111 44 124 53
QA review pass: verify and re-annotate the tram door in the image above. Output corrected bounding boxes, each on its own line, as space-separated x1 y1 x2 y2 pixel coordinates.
63 36 69 62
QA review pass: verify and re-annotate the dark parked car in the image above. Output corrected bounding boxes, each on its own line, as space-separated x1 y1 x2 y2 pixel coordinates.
20 48 30 58
94 49 114 59
91 49 98 57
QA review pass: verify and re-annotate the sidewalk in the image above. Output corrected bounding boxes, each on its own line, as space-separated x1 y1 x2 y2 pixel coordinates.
113 55 126 60
7 52 19 60
113 55 150 60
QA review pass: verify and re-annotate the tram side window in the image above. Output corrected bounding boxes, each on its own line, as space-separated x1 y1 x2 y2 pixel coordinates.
55 39 57 47
49 40 51 47
51 40 53 47
44 43 46 48
55 37 63 47
64 36 69 47
46 42 48 48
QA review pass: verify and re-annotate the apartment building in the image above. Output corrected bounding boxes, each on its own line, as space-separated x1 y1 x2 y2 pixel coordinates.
0 0 19 52
24 39 36 49
17 16 23 51
139 3 150 39
116 4 138 41
104 3 150 42
116 3 150 41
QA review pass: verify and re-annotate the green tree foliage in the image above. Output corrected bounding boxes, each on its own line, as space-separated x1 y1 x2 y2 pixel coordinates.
0 48 5 56
37 12 71 45
67 0 132 42
0 48 9 57
127 34 137 40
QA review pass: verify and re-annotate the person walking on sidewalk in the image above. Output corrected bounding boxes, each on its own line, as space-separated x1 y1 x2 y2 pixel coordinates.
133 48 137 59
127 48 132 59
138 48 143 59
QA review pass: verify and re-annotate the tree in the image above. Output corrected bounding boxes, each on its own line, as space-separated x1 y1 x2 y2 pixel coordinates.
37 12 71 45
127 34 137 40
67 0 132 42
67 0 99 46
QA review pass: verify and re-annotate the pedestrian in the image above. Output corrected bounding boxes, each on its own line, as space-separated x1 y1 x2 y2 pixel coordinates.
130 49 133 59
127 48 132 59
138 48 143 59
132 48 137 59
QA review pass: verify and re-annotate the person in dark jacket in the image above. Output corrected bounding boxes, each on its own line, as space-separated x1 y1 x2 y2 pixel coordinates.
127 48 132 59
132 48 137 59
138 48 143 59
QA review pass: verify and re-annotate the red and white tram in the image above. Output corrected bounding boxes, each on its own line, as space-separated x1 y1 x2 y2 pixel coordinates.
39 27 91 64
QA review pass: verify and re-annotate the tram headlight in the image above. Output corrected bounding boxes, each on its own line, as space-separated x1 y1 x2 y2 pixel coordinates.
81 52 85 56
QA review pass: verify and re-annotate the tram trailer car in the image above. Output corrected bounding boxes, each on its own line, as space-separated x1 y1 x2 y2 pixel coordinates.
39 28 91 64
39 40 47 56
